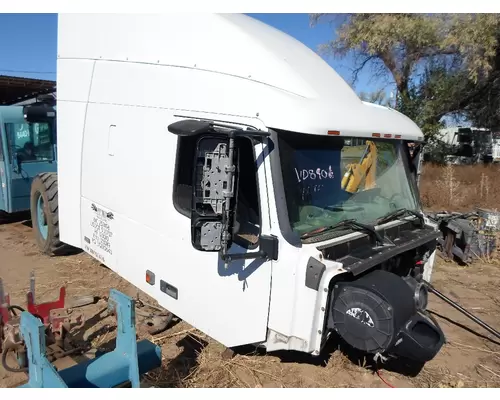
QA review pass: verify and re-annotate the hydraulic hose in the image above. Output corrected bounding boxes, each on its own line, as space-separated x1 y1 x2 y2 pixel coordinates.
424 281 500 340
7 305 25 316
1 346 28 373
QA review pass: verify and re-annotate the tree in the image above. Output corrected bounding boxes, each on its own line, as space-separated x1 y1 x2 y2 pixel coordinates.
358 89 393 107
310 14 500 137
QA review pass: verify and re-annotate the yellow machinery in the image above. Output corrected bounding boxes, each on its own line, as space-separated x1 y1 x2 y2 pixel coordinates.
341 140 378 193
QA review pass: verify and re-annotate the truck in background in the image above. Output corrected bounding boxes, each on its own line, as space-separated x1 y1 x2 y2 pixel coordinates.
492 131 500 163
424 126 498 165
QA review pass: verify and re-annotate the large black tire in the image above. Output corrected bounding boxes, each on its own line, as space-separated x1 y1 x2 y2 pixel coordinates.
30 172 73 256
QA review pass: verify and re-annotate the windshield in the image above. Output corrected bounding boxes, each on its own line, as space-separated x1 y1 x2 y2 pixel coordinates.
277 130 420 237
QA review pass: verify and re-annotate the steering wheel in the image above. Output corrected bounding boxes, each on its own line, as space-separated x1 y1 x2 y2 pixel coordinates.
388 193 404 210
327 204 364 212
300 205 333 226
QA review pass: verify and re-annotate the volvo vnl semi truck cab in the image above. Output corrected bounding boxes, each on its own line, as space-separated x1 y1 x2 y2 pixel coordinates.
56 13 444 366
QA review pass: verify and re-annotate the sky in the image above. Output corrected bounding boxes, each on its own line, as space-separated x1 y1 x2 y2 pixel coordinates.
0 13 391 96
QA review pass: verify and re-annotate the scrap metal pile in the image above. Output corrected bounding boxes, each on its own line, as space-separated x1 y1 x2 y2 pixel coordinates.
427 208 500 265
0 273 168 387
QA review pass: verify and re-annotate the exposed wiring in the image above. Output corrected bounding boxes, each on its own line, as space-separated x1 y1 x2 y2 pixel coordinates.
376 370 395 388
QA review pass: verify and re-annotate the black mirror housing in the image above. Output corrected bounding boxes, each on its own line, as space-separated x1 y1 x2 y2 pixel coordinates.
168 120 213 137
168 119 270 139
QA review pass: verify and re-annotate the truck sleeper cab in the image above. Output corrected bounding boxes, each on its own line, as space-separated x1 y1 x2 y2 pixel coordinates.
56 13 444 367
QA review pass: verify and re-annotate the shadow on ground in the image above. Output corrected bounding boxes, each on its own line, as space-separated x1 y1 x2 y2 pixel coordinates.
429 310 500 347
229 333 426 378
143 334 209 387
1 212 84 256
0 211 31 225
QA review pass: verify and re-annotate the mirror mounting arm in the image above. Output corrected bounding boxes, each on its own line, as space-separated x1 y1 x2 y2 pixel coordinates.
221 252 264 263
220 133 237 259
220 235 279 263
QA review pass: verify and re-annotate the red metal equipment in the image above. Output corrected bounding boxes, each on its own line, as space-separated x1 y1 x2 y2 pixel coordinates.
1 271 171 375
1 272 88 373
0 278 11 353
27 286 66 324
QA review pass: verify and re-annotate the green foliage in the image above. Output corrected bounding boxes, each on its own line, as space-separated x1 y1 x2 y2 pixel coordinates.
311 14 500 137
443 14 500 82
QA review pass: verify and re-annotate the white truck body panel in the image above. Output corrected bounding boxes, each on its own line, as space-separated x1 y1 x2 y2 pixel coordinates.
56 13 431 352
493 139 500 162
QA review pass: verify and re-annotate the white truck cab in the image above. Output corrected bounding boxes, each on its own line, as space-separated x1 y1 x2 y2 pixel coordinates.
55 13 444 364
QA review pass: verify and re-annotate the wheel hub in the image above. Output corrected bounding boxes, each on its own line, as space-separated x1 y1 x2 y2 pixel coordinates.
36 194 48 240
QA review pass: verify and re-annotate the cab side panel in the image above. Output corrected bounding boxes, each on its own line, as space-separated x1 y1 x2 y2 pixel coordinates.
77 59 274 347
56 58 96 248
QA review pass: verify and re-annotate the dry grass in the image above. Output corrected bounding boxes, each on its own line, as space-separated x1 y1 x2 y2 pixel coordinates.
419 163 500 265
141 338 361 388
420 163 500 211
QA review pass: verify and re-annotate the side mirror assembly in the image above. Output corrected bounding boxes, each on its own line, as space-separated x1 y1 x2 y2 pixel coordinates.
168 119 278 264
190 135 237 254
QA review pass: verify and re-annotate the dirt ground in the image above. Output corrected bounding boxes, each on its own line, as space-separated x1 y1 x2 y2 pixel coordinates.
1 216 500 388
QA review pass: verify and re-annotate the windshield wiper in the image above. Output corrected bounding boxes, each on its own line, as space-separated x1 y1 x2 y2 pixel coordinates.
301 218 385 245
376 208 425 227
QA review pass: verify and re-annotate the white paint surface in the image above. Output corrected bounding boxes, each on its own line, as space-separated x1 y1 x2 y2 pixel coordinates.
56 13 433 352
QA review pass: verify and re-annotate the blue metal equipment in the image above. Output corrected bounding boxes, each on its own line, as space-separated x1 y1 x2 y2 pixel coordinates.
0 104 57 215
18 289 162 388
0 101 74 256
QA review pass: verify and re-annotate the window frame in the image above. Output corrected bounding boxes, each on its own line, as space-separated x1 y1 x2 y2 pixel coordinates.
0 130 4 162
273 128 423 238
4 121 55 164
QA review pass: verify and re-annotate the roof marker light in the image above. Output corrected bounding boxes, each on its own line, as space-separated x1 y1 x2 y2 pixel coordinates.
328 130 340 135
